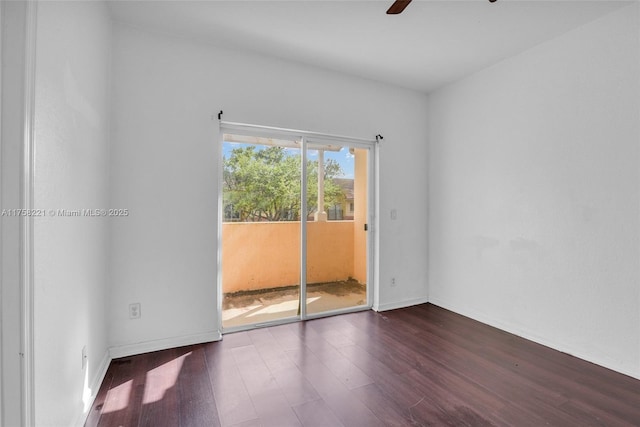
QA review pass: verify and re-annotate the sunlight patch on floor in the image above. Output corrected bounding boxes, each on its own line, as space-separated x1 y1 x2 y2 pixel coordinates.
142 352 191 404
101 379 133 414
247 297 321 317
222 281 366 328
222 304 262 321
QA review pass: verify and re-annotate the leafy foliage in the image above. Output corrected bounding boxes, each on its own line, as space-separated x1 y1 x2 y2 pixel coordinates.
223 145 345 221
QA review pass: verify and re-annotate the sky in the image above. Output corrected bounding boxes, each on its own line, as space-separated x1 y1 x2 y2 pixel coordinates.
222 141 355 179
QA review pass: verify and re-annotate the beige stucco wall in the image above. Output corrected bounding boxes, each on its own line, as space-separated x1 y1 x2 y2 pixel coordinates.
223 221 356 293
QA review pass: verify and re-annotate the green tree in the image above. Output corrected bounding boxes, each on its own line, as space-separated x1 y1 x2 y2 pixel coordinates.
223 145 345 222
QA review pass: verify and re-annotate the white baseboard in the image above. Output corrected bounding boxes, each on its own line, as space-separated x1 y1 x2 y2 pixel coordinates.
109 330 222 359
428 296 640 381
73 350 111 427
91 351 112 397
373 296 429 312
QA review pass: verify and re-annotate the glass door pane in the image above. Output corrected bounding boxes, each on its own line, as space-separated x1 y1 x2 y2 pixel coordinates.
305 144 368 316
221 133 301 329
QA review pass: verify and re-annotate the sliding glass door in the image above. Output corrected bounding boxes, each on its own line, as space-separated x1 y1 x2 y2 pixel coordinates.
305 143 369 317
220 126 373 331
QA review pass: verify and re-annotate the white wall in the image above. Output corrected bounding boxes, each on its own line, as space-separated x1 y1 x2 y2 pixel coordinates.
109 24 429 352
428 4 640 379
33 2 112 425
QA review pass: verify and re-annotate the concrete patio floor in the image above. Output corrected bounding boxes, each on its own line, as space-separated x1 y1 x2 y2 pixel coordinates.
222 279 366 328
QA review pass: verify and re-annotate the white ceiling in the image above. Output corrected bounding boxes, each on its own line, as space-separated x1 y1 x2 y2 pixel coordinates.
107 0 632 93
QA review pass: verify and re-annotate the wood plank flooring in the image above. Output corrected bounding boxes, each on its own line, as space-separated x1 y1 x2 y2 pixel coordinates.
86 304 640 426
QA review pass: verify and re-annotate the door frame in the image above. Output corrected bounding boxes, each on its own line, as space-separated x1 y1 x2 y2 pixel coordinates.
1 1 37 425
216 121 378 332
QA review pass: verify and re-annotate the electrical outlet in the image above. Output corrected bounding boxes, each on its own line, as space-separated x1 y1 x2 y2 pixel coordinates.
129 302 141 319
82 346 87 370
391 277 397 287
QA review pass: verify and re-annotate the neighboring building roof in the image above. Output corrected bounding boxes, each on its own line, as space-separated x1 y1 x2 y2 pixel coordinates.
333 178 354 200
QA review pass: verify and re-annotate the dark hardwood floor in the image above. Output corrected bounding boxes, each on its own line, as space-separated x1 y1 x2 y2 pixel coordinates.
86 304 640 426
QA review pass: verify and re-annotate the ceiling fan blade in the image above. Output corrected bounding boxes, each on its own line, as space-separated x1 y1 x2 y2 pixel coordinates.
386 0 412 15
